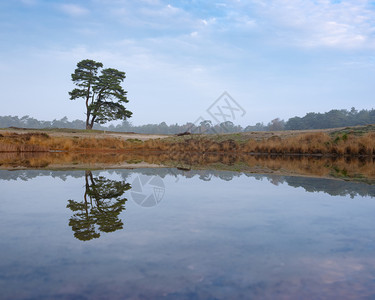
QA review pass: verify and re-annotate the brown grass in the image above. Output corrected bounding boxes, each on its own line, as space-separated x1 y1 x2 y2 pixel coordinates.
0 132 50 152
0 132 130 152
140 132 375 157
1 130 375 157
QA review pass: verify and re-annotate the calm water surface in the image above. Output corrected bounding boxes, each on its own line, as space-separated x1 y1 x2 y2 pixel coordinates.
1 169 375 299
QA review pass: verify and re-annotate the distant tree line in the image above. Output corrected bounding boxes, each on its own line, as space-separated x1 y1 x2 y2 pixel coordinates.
0 115 90 130
284 107 375 130
1 107 374 133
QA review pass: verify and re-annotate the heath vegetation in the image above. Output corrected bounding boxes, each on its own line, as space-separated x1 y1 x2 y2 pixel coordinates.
1 127 375 157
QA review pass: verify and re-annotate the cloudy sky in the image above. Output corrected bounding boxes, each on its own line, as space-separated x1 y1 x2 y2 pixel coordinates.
1 0 375 126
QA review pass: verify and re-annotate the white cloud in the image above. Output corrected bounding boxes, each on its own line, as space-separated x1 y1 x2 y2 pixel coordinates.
201 18 217 26
306 21 367 48
140 4 182 18
110 1 196 33
59 4 89 17
247 0 375 49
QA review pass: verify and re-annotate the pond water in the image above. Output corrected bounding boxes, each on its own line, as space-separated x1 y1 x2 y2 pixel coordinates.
1 168 375 299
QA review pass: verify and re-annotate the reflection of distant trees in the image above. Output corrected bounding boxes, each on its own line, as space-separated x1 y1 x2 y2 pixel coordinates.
0 170 85 181
67 171 131 241
199 173 212 181
218 173 234 181
3 167 375 205
268 175 285 186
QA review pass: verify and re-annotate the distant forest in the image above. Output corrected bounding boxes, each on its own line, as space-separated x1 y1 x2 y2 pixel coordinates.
1 107 375 134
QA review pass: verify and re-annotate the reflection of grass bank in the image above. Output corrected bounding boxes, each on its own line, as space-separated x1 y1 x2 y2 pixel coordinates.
2 152 375 184
160 154 375 183
1 125 375 157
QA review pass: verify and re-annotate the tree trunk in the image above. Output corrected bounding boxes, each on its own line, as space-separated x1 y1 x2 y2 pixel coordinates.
87 115 96 130
86 115 91 129
85 84 91 130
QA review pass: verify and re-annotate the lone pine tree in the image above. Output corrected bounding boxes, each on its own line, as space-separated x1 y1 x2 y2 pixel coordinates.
69 59 132 130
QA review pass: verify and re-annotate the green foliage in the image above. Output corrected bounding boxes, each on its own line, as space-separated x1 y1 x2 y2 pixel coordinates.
333 133 350 144
69 59 103 100
285 108 375 130
126 138 143 143
69 59 132 129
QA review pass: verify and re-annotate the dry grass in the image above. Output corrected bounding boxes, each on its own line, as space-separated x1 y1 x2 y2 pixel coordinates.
0 132 130 152
0 132 49 152
1 130 375 157
140 132 375 157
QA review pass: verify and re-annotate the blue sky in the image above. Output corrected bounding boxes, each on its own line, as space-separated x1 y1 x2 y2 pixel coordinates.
1 0 375 126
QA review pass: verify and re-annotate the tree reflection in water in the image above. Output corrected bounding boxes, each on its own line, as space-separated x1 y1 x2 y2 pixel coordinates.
67 171 131 241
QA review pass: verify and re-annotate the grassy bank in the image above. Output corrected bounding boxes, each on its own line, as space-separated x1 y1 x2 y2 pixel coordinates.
1 125 375 157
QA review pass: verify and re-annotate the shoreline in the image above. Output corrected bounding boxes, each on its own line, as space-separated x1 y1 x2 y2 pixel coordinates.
1 151 375 184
